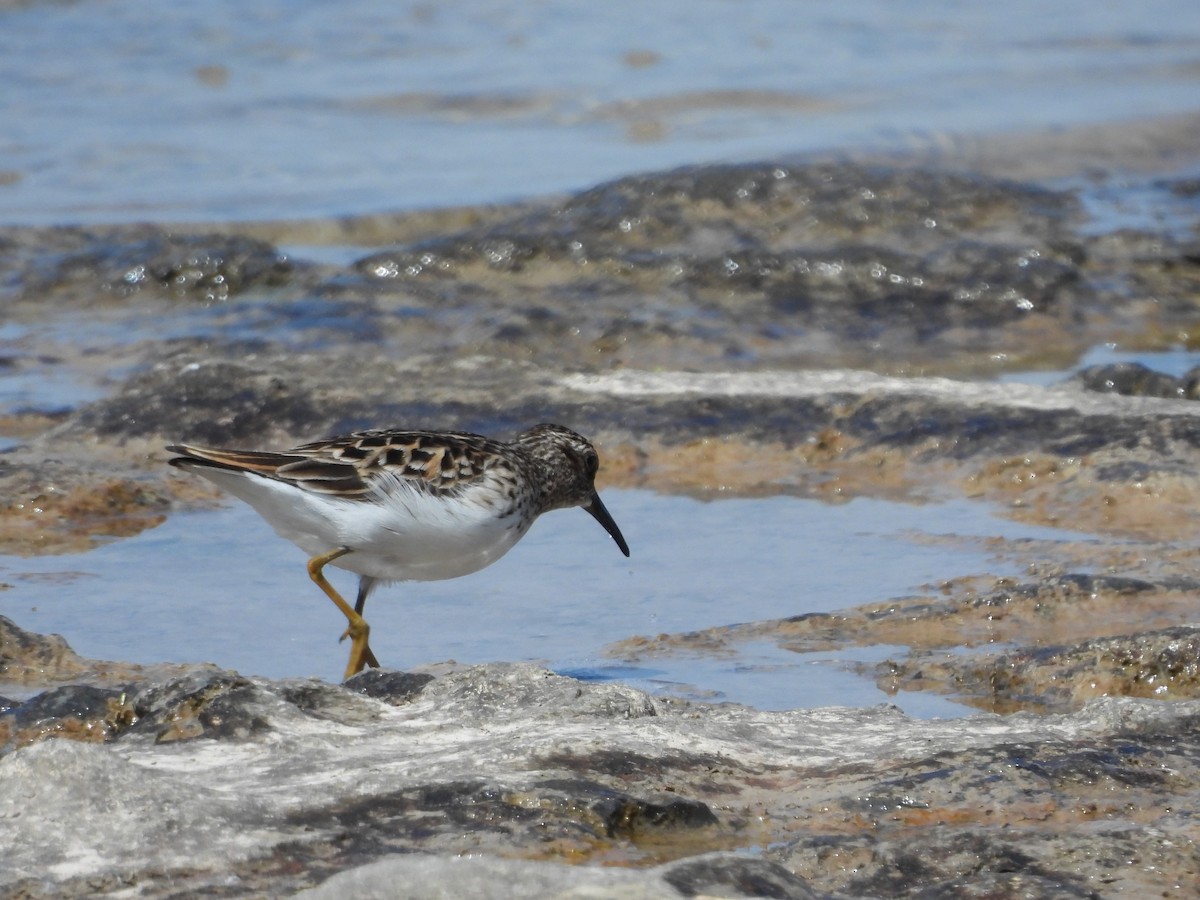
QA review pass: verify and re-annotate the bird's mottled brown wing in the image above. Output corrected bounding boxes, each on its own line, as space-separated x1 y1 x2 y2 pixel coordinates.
166 445 298 474
170 430 515 499
167 443 368 496
285 429 514 497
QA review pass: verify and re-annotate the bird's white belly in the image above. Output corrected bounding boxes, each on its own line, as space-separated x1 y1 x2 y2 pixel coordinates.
200 468 529 582
328 487 527 581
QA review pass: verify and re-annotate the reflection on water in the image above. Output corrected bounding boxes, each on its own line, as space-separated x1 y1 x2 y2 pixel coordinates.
2 490 1091 717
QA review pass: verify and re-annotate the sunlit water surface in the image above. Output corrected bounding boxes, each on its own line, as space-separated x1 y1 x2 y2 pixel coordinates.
3 490 1095 718
1 0 1198 224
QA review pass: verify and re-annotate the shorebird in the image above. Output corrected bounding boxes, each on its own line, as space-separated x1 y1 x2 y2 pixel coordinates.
167 424 629 679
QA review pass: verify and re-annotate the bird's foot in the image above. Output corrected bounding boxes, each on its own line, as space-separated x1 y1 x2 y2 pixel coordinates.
340 617 380 679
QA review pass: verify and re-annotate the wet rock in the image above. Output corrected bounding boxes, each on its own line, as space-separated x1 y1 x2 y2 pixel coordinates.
880 625 1200 714
6 228 296 303
773 717 1200 896
301 852 819 900
540 161 1080 252
627 572 1200 671
541 746 733 781
342 668 435 705
296 855 684 900
347 161 1089 370
292 777 718 864
661 854 820 899
69 359 321 445
1083 224 1200 327
271 678 390 728
4 145 1200 898
615 569 1200 722
782 828 1117 897
3 642 1200 898
19 355 1200 558
0 461 171 554
60 349 1200 464
761 241 1079 337
126 670 275 743
0 739 274 891
419 662 661 720
0 684 132 751
1071 361 1200 400
589 789 719 837
293 779 541 852
0 158 1195 403
4 684 124 727
122 668 427 743
0 615 89 682
0 665 405 753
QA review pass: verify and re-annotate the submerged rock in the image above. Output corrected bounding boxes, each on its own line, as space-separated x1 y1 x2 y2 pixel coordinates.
1071 361 1200 400
2 228 296 303
878 625 1200 714
349 161 1092 372
624 572 1200 718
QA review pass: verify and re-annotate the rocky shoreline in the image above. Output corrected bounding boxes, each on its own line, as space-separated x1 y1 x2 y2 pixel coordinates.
4 624 1199 897
3 118 1200 895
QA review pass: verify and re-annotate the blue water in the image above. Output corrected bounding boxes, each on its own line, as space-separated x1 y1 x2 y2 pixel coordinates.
1 0 1197 225
1 490 1094 717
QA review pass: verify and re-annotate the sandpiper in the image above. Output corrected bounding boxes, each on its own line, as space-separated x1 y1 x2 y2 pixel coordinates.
167 423 629 679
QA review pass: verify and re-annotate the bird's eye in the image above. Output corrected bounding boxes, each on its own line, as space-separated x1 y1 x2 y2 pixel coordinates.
585 451 599 475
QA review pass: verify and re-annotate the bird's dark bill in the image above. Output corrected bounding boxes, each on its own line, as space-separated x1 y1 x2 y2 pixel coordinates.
585 493 630 557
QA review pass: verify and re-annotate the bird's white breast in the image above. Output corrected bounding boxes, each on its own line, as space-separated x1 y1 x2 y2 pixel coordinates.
190 467 530 582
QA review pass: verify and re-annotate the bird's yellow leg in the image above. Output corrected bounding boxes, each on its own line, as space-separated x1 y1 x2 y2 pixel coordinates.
307 548 381 679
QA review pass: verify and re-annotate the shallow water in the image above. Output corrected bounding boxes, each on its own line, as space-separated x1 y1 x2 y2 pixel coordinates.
3 489 1095 717
1 0 1198 225
1001 344 1200 387
1 0 1198 724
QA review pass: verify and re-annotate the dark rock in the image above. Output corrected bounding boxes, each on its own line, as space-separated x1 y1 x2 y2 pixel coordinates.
1070 362 1189 399
546 161 1079 250
591 792 719 838
662 854 819 900
0 615 88 682
0 684 132 751
878 624 1200 714
540 747 732 779
288 776 719 863
833 831 1070 898
994 573 1159 601
72 360 320 445
21 230 294 302
126 670 271 743
343 160 1094 370
4 684 124 729
342 668 434 705
298 780 517 853
763 241 1079 337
